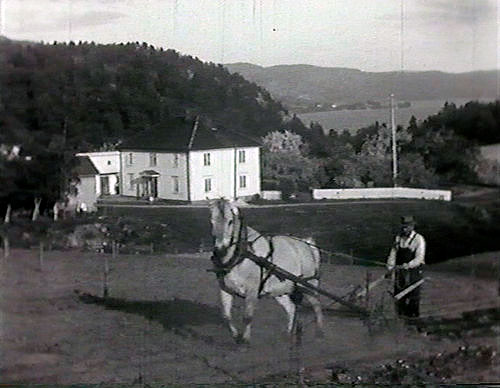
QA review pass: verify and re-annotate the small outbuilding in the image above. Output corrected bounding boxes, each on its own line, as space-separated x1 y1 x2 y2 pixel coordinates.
74 151 120 211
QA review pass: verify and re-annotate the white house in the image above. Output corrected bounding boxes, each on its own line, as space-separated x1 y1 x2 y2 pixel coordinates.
74 151 120 211
118 119 261 201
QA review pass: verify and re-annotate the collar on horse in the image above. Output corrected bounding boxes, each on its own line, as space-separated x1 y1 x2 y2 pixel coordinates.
210 211 276 279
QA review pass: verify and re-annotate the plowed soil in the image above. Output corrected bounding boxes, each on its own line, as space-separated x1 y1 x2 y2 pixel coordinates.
0 249 498 384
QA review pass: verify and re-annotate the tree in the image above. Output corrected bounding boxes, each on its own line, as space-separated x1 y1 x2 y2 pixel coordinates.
406 110 480 183
333 121 437 188
262 130 306 154
321 131 358 188
261 131 322 196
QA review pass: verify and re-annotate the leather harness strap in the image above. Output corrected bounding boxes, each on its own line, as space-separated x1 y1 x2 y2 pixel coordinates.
210 210 319 297
210 215 247 277
210 212 277 295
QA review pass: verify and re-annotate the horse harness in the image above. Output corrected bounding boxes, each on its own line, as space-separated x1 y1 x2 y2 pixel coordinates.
210 213 317 297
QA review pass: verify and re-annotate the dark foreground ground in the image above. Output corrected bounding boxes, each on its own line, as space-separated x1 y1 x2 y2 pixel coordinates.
0 248 498 384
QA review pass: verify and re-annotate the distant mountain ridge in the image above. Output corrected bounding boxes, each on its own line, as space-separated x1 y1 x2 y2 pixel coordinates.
224 63 499 111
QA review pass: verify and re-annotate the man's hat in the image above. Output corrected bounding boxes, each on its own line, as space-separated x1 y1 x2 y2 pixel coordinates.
401 215 416 225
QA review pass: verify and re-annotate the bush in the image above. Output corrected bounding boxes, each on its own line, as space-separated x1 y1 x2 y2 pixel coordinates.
278 177 297 200
261 179 279 190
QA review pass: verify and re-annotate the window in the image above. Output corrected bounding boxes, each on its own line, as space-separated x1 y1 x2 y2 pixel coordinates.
203 152 211 166
127 153 133 166
149 152 157 167
238 150 246 163
239 175 247 189
127 173 135 190
107 160 111 165
172 176 179 193
173 153 179 168
204 178 212 192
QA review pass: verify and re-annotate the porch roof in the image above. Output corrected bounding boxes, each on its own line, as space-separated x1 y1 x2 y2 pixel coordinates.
139 170 160 177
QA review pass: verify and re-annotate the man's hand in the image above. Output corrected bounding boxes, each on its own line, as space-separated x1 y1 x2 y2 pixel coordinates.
401 263 409 270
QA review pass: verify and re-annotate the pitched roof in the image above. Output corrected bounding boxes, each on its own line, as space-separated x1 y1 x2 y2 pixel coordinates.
75 156 99 176
118 119 260 152
76 151 120 174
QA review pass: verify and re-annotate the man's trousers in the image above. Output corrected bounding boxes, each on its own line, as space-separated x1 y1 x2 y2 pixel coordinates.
394 267 423 318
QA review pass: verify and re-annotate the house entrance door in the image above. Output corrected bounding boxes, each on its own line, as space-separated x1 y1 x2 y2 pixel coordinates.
151 177 158 198
100 176 110 195
142 177 158 198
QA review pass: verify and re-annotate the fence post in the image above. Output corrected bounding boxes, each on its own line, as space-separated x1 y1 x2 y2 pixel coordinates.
365 271 371 309
469 253 477 282
2 235 9 260
39 241 44 271
103 250 109 298
497 257 500 297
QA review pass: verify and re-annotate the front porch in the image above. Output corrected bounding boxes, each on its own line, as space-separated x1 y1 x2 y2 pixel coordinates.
132 170 160 199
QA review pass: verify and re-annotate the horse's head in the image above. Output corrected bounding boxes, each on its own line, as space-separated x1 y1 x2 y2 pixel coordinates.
209 198 240 253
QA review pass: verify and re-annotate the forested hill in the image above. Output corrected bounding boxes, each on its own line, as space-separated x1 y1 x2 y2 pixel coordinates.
225 63 499 110
0 39 309 153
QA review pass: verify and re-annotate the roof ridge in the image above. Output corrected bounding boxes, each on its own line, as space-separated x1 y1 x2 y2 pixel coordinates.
187 116 199 150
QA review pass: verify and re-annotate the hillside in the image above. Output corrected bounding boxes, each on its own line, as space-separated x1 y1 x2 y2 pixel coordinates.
0 39 308 153
224 63 499 112
0 39 319 211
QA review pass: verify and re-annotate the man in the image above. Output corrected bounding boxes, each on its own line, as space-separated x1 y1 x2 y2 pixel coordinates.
387 216 426 318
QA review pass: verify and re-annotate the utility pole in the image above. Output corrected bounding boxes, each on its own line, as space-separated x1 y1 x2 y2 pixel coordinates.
390 94 398 187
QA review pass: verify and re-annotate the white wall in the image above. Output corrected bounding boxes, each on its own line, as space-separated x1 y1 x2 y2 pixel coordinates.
189 149 234 200
79 151 120 174
159 153 188 200
76 175 98 211
120 151 188 200
313 187 452 201
188 147 261 201
237 147 261 199
261 190 282 200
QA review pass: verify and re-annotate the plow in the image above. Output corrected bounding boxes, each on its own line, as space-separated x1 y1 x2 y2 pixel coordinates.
245 249 427 319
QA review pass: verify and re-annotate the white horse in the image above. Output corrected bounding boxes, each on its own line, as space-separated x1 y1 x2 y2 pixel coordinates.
209 198 324 344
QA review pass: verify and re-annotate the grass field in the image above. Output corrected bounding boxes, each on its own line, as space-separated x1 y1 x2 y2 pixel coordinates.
100 195 500 264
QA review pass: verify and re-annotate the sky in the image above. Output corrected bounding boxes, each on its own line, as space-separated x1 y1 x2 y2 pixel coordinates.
1 0 499 73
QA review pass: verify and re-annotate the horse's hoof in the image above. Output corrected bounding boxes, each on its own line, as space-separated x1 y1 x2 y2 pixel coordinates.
235 335 250 346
